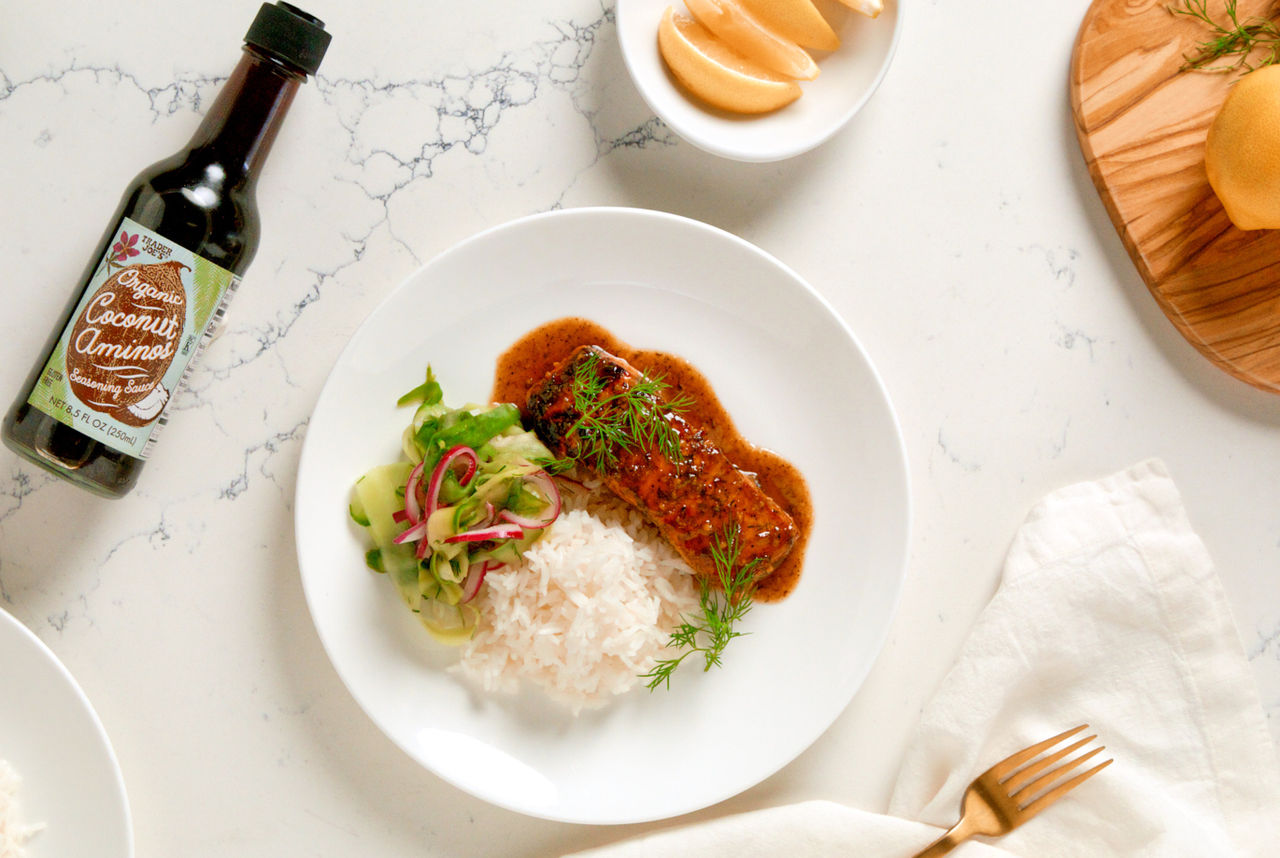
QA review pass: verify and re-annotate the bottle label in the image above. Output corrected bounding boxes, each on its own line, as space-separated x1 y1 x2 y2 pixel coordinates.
26 217 239 460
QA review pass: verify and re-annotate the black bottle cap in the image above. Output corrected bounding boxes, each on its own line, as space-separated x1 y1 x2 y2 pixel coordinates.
244 2 331 76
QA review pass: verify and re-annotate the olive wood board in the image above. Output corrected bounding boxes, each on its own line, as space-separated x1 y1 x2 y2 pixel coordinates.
1071 0 1280 393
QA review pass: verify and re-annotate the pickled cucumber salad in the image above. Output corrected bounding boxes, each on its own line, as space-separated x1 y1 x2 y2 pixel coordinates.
350 368 562 643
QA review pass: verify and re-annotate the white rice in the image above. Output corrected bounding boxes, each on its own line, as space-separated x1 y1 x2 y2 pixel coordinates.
455 484 698 712
0 759 42 858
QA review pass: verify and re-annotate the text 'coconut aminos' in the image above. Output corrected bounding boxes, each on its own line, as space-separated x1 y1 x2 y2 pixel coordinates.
2 2 331 498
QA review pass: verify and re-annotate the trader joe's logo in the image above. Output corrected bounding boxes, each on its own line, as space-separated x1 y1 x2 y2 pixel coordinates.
66 260 189 426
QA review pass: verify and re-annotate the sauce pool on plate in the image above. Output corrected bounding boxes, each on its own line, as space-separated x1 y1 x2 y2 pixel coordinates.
493 316 811 601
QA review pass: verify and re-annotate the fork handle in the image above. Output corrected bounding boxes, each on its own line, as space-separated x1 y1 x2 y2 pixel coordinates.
910 819 975 858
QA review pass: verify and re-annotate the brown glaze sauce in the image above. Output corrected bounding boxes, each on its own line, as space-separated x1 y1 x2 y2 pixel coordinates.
493 317 812 602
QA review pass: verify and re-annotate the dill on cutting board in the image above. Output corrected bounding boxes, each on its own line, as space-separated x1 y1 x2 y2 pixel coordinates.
1169 0 1280 74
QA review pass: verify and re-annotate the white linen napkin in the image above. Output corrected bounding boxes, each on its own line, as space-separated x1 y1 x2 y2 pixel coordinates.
568 460 1280 857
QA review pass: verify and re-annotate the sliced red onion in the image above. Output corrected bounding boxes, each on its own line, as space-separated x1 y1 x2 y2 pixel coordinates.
423 461 447 520
391 509 409 524
497 469 561 530
473 501 496 529
441 444 478 486
444 523 524 544
424 445 479 519
460 560 489 603
391 519 429 545
461 560 508 604
403 460 426 523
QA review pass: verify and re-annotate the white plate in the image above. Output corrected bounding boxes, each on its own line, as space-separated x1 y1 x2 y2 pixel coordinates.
295 207 910 823
0 608 133 857
617 0 903 162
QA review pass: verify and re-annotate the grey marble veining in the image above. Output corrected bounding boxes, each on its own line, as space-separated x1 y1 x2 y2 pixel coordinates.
0 1 1277 856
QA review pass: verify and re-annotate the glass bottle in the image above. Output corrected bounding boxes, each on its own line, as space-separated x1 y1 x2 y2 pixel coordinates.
2 2 331 498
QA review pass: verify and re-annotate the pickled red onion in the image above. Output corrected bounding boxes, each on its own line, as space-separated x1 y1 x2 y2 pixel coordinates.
403 460 426 523
460 559 504 603
444 523 524 544
497 469 561 530
425 445 479 519
391 519 428 544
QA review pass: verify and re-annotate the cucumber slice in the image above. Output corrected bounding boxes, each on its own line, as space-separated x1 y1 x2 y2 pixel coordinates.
353 462 418 605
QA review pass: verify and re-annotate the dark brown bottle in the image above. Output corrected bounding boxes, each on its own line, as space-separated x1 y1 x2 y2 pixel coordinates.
2 3 330 498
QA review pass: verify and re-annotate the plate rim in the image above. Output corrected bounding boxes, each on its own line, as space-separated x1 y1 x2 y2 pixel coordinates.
294 205 912 823
615 0 908 163
0 606 134 857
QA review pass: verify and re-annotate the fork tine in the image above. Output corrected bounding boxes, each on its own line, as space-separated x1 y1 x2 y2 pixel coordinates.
1017 757 1114 820
1010 746 1104 801
986 724 1089 779
1001 734 1096 794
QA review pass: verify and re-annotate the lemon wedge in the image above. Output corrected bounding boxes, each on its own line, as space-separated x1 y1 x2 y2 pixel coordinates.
737 0 839 52
684 0 819 81
833 0 883 18
1205 65 1280 230
658 7 803 114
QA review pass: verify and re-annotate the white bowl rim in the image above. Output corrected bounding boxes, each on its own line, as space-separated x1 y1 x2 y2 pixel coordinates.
616 0 907 162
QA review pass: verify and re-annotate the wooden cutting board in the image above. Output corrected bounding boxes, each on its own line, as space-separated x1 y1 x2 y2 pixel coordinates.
1071 0 1280 393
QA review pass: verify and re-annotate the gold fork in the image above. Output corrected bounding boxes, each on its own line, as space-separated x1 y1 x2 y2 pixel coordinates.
910 725 1112 857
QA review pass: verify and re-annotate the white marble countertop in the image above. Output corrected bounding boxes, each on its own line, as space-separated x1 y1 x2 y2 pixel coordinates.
1 1 1277 855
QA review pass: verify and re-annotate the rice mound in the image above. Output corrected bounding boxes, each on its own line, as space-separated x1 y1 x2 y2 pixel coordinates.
456 487 698 712
0 759 42 858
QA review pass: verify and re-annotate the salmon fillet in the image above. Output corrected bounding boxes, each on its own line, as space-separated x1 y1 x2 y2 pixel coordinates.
526 345 796 582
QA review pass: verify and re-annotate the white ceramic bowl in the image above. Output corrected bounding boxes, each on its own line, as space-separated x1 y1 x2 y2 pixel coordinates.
617 0 903 162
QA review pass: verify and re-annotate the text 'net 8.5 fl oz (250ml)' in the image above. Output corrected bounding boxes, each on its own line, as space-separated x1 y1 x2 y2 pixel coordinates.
2 2 331 498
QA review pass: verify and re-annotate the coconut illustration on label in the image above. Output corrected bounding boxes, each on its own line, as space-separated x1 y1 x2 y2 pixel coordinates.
66 260 188 427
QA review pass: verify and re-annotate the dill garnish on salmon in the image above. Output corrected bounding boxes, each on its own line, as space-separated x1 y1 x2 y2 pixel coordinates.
525 345 797 586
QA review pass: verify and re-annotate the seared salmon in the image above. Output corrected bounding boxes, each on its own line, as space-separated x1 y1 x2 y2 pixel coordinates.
526 345 796 583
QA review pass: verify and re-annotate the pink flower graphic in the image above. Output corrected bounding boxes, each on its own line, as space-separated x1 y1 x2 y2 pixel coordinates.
110 231 140 264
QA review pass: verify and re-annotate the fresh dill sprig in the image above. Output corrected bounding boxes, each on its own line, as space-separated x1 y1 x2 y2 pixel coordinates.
641 525 761 691
536 455 578 476
564 351 694 473
1169 0 1280 74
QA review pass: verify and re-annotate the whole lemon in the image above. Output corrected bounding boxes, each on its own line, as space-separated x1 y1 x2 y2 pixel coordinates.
1205 65 1280 230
